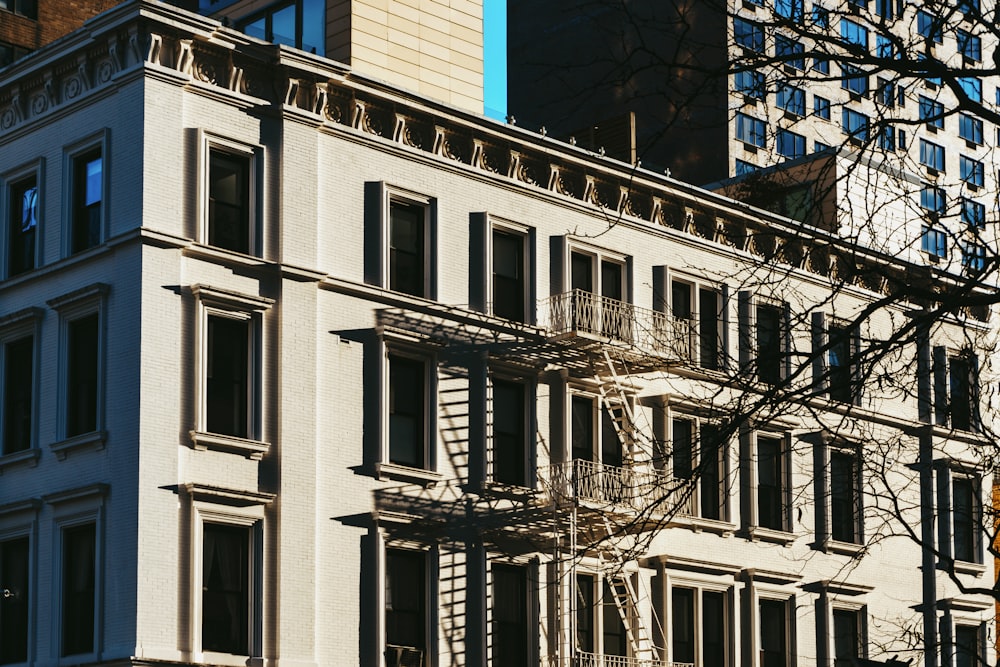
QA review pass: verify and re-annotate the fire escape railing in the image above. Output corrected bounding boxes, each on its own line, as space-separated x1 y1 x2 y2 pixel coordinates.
573 651 694 667
540 459 689 515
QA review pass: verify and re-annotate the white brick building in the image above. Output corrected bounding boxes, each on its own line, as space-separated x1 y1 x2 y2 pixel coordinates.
0 2 995 667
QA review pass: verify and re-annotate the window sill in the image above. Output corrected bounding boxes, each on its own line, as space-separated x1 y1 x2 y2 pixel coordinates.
479 480 536 498
190 430 270 460
952 559 988 576
0 447 41 473
199 650 263 667
376 462 442 486
823 538 865 556
672 515 737 536
747 525 796 545
49 430 107 460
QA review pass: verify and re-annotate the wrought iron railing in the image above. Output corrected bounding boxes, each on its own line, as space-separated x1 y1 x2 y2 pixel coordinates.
573 651 693 667
541 459 688 514
541 290 693 360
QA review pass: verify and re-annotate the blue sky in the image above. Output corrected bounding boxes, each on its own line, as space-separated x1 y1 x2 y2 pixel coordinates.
483 0 507 120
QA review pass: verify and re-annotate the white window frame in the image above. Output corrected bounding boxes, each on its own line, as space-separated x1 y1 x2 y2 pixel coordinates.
573 567 639 661
199 132 262 257
487 369 535 488
751 587 797 667
487 217 533 324
827 602 867 667
46 283 109 459
0 307 42 471
377 340 440 484
567 385 627 466
487 556 539 667
62 130 109 258
663 572 735 667
383 186 436 299
2 158 44 279
0 498 40 667
378 533 438 667
817 438 864 553
746 430 794 542
43 483 107 665
183 483 272 664
190 285 273 459
937 463 985 572
668 273 725 370
565 240 630 302
663 407 731 527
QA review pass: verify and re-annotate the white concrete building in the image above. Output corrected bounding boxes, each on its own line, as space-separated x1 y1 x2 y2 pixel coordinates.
0 2 995 667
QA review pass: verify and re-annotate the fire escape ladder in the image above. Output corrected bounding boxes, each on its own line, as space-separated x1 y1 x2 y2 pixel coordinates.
595 347 654 464
601 516 655 661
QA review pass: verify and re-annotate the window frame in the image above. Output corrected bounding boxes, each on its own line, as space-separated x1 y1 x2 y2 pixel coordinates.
380 186 437 300
735 113 767 148
812 314 861 405
920 225 948 260
960 198 985 228
959 156 984 188
573 570 634 661
733 17 764 52
381 540 437 667
2 160 43 279
190 285 273 458
0 500 38 667
664 409 730 524
918 95 944 130
815 437 864 552
0 308 40 469
378 341 439 483
936 464 984 569
775 35 805 70
664 575 733 667
813 96 831 120
488 559 538 667
841 108 869 142
918 139 945 172
746 430 793 540
775 128 805 159
668 275 725 371
488 217 534 324
825 602 868 667
958 114 983 145
755 592 796 667
488 372 534 488
63 131 108 258
776 84 805 116
201 134 262 257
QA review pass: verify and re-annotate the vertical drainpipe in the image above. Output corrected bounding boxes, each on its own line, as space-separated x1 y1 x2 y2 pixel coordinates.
916 319 937 667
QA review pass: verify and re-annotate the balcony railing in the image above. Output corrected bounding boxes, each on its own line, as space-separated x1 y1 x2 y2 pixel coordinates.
541 459 686 513
573 651 693 667
542 290 693 361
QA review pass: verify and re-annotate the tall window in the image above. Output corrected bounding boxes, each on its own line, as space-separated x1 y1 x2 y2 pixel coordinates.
569 249 628 341
238 0 325 55
206 315 250 438
202 523 250 654
0 536 29 664
492 379 527 486
672 587 727 666
66 313 99 438
918 96 944 129
389 200 427 298
756 304 783 385
671 280 721 370
827 322 856 403
757 435 785 531
208 149 251 254
814 96 831 120
71 149 102 254
388 354 427 469
7 175 37 276
952 475 980 563
955 625 983 667
386 549 426 658
492 564 530 666
602 581 628 658
759 598 788 667
671 417 724 520
62 523 96 656
571 395 621 468
830 449 860 543
2 335 33 454
576 574 595 653
833 609 862 667
941 352 977 431
492 229 527 322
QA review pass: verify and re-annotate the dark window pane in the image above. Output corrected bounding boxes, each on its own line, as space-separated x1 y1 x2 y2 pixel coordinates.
8 176 37 276
833 609 860 667
953 477 977 562
757 305 782 384
570 252 592 292
699 289 720 370
67 314 99 437
208 151 251 254
492 380 526 485
601 406 622 468
575 574 594 652
828 325 854 402
389 202 425 297
757 437 784 530
672 587 695 663
956 625 981 667
389 355 425 467
492 230 525 322
672 418 693 480
571 396 593 462
760 599 787 667
3 336 33 454
206 316 249 438
950 356 973 431
386 549 425 649
831 451 859 543
700 424 722 520
62 524 95 656
72 151 102 253
602 581 627 657
493 564 529 666
203 523 249 654
703 591 726 665
0 537 29 664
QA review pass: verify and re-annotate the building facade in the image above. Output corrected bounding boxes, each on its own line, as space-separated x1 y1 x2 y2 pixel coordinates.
0 2 996 667
0 0 123 67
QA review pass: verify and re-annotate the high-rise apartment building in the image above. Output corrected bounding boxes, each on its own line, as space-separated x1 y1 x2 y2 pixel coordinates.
0 2 995 667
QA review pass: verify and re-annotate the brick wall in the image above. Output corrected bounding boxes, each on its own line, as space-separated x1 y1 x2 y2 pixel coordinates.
0 0 120 52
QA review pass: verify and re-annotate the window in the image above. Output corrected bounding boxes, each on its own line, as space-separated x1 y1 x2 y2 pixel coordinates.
814 96 831 120
874 0 895 19
875 35 894 58
775 35 805 69
833 608 863 667
877 78 895 107
492 227 529 322
963 242 986 272
2 333 34 455
756 303 784 385
776 84 805 115
192 285 272 456
567 247 629 341
920 186 946 215
918 96 943 129
70 147 103 254
735 70 765 99
756 435 787 531
386 548 427 665
736 113 766 148
814 141 831 153
840 18 868 51
957 30 981 61
238 0 325 55
575 574 629 659
733 18 764 52
389 354 430 469
898 129 907 150
958 77 982 103
62 523 96 656
774 0 802 22
921 226 947 259
571 394 622 470
917 10 942 43
735 159 757 175
203 523 250 654
0 536 29 665
207 148 252 254
934 350 978 432
877 125 895 151
0 0 37 19
0 41 30 69
389 200 431 297
670 586 728 666
840 64 868 95
6 173 38 277
960 156 984 187
951 475 980 563
919 139 944 171
958 114 983 144
492 564 531 666
671 279 722 370
957 0 979 14
776 129 805 159
827 321 858 403
670 416 725 520
759 598 790 667
67 313 100 439
813 57 830 74
812 6 829 28
830 448 861 543
491 377 529 486
842 109 869 141
955 625 984 667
